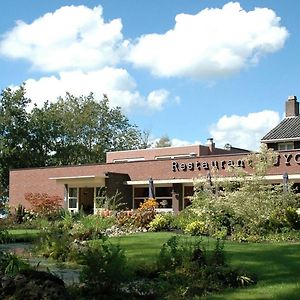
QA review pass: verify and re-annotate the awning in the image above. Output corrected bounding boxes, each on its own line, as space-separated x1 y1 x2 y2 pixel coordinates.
49 174 108 186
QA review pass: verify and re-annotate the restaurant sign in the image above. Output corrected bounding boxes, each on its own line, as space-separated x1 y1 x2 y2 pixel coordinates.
172 152 300 172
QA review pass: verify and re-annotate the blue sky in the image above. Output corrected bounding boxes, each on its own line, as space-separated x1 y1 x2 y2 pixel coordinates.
0 0 299 151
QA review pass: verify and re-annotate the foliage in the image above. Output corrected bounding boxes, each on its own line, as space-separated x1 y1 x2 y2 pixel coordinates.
285 206 300 229
0 85 146 197
25 192 62 219
0 250 30 276
77 238 129 296
149 213 171 231
96 189 126 211
70 214 115 241
0 229 10 243
0 85 31 196
132 198 158 228
155 236 255 299
191 145 300 240
185 220 208 236
35 223 73 261
155 135 172 148
138 198 158 211
170 208 199 231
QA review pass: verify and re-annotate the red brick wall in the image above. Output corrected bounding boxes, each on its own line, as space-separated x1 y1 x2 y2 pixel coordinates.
9 150 300 209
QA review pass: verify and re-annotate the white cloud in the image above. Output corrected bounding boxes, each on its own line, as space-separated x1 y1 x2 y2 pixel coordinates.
23 68 171 112
0 5 126 72
210 110 280 150
171 138 201 147
128 2 288 79
147 89 169 111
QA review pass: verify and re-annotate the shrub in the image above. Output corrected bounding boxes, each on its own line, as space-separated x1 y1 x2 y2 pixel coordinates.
285 206 300 229
35 224 73 261
191 146 300 240
24 192 62 219
78 238 129 296
70 215 115 241
148 214 171 231
170 208 199 231
185 220 208 236
0 250 30 276
0 229 11 243
114 199 159 230
155 236 255 298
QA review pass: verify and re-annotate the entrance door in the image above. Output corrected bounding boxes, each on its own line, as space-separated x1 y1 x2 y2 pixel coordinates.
79 187 94 214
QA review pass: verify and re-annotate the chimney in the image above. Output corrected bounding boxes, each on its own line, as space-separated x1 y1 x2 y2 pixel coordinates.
285 96 299 117
206 138 215 153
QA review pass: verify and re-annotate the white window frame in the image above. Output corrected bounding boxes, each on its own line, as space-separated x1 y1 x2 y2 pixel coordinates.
278 142 294 151
68 187 79 213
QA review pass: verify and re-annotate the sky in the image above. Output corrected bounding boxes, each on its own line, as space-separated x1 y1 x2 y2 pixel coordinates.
0 0 299 151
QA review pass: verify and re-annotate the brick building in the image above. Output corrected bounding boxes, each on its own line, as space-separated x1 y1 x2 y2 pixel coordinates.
9 96 300 213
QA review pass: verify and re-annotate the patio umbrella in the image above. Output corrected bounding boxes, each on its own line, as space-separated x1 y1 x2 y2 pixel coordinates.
148 177 155 199
283 172 289 192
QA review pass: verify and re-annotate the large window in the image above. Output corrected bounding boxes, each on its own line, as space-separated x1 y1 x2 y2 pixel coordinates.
133 186 173 209
133 187 148 208
68 187 78 209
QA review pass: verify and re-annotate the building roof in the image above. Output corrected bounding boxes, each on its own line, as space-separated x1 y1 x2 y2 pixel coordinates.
261 116 300 142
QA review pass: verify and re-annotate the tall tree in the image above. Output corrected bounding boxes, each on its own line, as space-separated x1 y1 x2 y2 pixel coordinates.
0 85 31 197
0 85 147 196
43 93 144 164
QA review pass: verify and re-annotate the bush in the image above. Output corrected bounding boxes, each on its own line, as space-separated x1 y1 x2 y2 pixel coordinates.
191 146 300 240
116 199 158 230
70 215 115 241
148 214 171 231
170 209 199 231
184 220 208 236
0 250 30 276
24 192 62 220
155 236 255 298
35 224 73 261
77 238 129 296
0 229 10 244
285 206 300 229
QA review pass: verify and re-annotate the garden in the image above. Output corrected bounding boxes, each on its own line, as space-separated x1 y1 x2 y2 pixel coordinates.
1 147 300 299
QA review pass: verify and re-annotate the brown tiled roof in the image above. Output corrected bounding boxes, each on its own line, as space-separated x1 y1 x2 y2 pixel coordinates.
261 116 300 141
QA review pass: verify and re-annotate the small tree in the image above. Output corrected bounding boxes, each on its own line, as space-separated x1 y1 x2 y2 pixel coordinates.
25 192 62 219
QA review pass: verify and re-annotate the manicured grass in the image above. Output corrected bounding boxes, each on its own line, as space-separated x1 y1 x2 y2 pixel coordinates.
7 229 40 242
112 232 300 300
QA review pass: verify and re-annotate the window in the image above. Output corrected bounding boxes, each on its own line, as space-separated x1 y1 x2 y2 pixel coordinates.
133 186 173 209
68 187 78 209
155 187 172 209
278 142 294 151
133 187 148 208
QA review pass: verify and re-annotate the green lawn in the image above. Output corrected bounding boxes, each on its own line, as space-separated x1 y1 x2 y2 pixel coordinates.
113 232 300 300
7 229 40 242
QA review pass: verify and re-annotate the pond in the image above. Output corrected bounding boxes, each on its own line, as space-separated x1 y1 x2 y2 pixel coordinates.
0 242 80 284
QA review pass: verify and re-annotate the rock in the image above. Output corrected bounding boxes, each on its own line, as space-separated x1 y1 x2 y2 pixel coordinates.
0 269 71 300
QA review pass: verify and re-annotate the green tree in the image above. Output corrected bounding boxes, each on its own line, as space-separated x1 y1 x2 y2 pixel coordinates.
0 85 32 197
155 135 172 148
0 85 146 197
44 93 144 164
